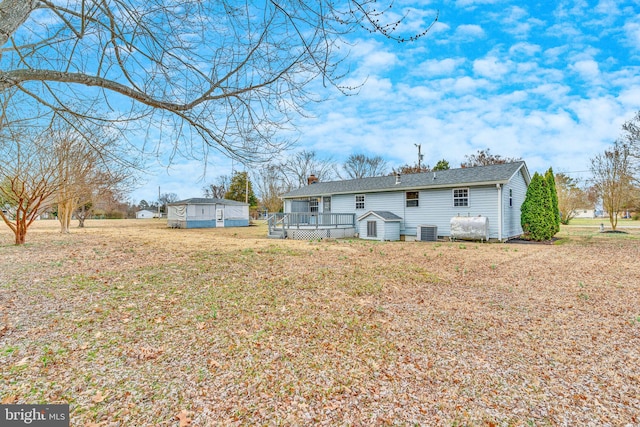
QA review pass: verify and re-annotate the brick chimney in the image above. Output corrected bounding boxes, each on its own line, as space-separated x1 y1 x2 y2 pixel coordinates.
307 174 319 185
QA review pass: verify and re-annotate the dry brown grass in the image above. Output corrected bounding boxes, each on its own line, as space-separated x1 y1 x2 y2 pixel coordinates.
1 219 639 426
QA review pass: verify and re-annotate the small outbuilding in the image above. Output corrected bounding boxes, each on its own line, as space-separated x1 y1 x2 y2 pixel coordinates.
136 209 156 219
167 198 249 229
357 211 402 241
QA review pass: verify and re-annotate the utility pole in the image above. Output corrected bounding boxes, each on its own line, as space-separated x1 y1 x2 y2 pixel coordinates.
245 171 249 204
414 143 423 170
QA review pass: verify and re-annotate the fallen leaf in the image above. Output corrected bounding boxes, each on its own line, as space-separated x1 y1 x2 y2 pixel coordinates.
175 409 192 427
2 395 18 404
16 357 30 366
92 391 106 403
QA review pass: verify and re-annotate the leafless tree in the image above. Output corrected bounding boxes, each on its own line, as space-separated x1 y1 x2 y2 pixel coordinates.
391 164 431 175
279 150 337 189
555 173 588 225
0 129 59 244
461 149 521 168
0 1 437 164
622 112 640 160
590 141 636 230
53 125 137 233
202 176 230 199
341 154 388 179
159 192 179 207
253 164 287 213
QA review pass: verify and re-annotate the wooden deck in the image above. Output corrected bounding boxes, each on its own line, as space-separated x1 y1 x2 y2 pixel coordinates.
267 213 356 239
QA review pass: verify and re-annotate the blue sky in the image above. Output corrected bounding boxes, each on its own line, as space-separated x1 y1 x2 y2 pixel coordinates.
131 0 640 203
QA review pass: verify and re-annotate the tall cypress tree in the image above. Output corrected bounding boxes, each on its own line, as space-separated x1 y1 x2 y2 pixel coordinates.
545 167 560 234
521 172 556 241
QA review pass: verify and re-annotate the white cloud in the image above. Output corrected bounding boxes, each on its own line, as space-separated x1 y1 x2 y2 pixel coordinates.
623 18 640 50
419 58 465 76
455 0 501 8
454 24 486 41
570 59 601 81
509 42 541 57
473 57 511 79
429 21 451 35
451 76 492 94
349 39 398 73
499 6 546 38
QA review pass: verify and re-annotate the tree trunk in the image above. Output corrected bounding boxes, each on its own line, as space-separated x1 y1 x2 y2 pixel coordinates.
77 204 86 228
610 212 618 231
58 198 76 233
15 219 26 245
0 0 36 50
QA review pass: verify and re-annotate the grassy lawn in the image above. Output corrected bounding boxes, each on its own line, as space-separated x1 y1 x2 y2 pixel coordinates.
1 220 639 426
565 217 639 228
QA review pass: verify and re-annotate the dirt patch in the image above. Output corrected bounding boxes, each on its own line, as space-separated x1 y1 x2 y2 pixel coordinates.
505 237 561 244
1 220 639 425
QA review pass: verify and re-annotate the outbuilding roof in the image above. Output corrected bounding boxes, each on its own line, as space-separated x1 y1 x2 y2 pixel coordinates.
357 211 403 222
168 198 249 206
282 161 529 199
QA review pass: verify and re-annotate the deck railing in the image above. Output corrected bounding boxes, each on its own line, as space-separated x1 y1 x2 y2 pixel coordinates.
268 212 356 233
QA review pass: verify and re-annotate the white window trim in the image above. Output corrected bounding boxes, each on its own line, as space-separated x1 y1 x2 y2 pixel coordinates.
355 194 365 210
406 191 419 208
453 188 469 207
309 197 319 213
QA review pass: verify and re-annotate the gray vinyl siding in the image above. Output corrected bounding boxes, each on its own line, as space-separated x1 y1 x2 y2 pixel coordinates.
502 170 528 238
402 186 500 238
332 192 404 217
328 187 501 238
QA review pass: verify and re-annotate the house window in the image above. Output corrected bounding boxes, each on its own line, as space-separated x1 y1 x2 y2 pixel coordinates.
509 189 513 208
309 197 319 213
453 188 469 207
367 221 377 237
406 191 419 207
355 194 365 209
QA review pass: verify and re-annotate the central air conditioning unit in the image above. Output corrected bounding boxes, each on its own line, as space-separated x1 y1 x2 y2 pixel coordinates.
416 224 438 242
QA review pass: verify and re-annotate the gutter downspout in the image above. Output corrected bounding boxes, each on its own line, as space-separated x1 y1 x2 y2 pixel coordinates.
496 183 503 242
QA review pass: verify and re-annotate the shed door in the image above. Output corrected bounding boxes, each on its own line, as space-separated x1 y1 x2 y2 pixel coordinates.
216 208 224 227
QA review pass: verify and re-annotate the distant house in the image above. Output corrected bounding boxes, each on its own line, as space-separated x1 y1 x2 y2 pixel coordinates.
273 162 531 241
572 208 596 219
167 198 249 229
136 209 156 219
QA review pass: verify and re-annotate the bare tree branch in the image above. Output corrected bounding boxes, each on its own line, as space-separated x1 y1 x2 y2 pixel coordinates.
0 1 437 163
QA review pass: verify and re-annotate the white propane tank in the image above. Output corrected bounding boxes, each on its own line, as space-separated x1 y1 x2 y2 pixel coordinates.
450 215 489 242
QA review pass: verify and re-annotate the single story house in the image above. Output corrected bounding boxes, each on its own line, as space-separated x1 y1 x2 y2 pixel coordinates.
571 208 596 219
277 161 531 241
167 198 249 229
136 209 157 219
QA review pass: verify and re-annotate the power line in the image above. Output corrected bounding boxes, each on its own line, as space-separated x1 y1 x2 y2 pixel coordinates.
555 169 591 175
